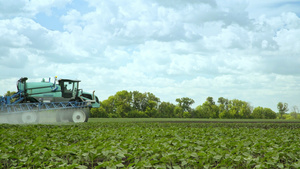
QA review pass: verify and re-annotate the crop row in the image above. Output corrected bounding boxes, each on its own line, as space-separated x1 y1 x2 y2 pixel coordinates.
0 122 300 168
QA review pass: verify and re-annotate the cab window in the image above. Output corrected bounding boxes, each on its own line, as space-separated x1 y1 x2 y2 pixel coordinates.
64 82 73 92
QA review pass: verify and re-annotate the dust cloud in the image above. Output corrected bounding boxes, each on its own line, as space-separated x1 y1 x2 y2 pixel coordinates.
0 109 73 124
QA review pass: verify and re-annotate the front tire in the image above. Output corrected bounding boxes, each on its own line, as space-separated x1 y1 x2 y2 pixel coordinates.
70 110 88 123
19 112 39 124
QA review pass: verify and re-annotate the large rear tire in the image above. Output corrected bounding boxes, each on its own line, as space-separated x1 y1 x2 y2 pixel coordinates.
19 112 39 124
70 110 88 123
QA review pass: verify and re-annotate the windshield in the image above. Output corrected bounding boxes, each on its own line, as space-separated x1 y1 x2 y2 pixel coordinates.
64 82 73 91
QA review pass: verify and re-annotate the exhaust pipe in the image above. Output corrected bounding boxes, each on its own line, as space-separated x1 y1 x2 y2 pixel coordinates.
92 90 95 100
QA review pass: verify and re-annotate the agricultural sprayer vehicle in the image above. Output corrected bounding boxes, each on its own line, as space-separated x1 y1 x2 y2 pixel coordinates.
0 77 100 123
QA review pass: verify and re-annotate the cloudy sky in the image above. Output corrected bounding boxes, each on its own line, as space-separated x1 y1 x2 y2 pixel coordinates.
1 0 300 112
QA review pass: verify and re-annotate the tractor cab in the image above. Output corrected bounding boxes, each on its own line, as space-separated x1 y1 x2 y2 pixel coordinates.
57 78 100 108
58 79 80 99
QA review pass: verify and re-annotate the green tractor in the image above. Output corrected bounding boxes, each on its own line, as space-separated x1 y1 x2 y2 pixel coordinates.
1 77 100 123
18 77 100 107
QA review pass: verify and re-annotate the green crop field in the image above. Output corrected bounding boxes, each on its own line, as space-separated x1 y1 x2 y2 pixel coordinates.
1 119 300 168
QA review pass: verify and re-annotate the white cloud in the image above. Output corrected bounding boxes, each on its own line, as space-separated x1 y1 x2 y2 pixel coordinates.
0 0 28 18
203 24 250 49
0 0 71 18
275 28 300 54
247 0 300 18
25 0 72 16
0 0 300 112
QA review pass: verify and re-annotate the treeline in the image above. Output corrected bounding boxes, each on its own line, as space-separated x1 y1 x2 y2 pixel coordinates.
2 90 298 119
91 90 300 119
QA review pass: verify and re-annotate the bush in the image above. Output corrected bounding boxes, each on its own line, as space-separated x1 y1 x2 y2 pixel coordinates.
128 110 148 118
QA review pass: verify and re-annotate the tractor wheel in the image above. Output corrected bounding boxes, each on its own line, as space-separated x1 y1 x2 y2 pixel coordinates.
19 112 39 124
70 110 88 123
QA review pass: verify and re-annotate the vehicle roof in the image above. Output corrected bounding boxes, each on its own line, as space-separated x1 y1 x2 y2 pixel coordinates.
58 79 81 82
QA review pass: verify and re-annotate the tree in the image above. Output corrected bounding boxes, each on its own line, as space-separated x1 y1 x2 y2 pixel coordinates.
201 97 219 118
218 97 227 105
97 90 162 118
128 110 148 118
277 102 288 119
91 107 108 118
217 97 229 119
227 99 251 119
206 96 215 105
132 91 160 113
183 111 191 118
132 91 147 111
218 108 230 119
174 106 184 118
101 96 116 115
175 97 195 113
145 92 160 117
193 106 202 118
252 106 264 119
145 100 158 117
218 97 229 109
4 91 16 97
251 107 276 119
290 106 299 119
158 102 176 118
114 90 133 117
195 105 210 118
2 91 17 103
263 108 276 119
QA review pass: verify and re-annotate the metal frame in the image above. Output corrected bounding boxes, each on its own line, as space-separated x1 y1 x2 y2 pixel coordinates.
0 101 91 115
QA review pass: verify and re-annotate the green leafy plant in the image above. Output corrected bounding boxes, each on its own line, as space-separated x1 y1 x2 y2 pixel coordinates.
0 120 299 168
